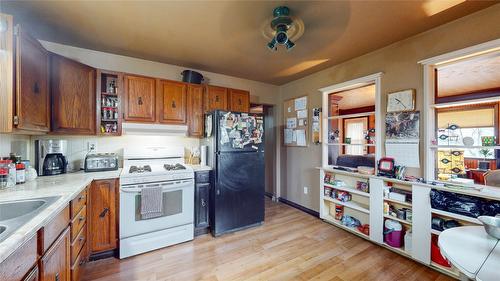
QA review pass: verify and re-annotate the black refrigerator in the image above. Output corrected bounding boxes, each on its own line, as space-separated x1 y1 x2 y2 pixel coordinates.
202 110 265 236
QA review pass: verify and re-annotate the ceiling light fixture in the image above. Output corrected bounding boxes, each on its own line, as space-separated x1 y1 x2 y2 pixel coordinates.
266 6 302 52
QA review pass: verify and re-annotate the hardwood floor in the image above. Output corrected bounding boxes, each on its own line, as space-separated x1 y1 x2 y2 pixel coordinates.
82 199 453 281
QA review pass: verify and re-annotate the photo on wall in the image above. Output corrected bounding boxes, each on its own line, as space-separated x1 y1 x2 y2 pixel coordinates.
385 111 420 139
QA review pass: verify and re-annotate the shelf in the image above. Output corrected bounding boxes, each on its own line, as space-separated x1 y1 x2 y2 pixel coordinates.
430 262 460 277
323 196 370 214
383 197 412 207
430 229 442 235
383 214 412 225
381 243 411 258
101 119 118 122
327 111 375 120
322 167 371 179
101 92 118 97
322 215 369 239
431 209 481 224
431 96 500 109
327 143 376 147
430 145 500 150
324 183 370 197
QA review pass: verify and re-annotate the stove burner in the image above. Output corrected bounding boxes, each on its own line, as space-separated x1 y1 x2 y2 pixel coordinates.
129 165 152 173
164 163 186 171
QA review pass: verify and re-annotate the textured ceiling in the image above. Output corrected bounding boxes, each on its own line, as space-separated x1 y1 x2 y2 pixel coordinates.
1 1 496 85
332 84 376 110
438 52 500 96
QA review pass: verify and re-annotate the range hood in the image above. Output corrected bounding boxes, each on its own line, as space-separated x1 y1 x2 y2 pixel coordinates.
122 123 188 136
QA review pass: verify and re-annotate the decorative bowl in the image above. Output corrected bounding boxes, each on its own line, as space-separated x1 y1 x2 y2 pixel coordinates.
478 215 500 239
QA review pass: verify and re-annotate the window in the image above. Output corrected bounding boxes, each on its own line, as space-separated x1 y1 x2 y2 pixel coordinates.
344 118 367 155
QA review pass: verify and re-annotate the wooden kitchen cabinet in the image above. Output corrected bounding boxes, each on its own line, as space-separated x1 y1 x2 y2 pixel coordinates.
88 179 117 254
187 84 204 137
39 227 70 281
205 85 228 112
157 80 187 124
228 88 250 113
123 75 156 122
194 170 211 236
23 266 39 281
50 54 96 135
0 16 51 133
0 234 37 281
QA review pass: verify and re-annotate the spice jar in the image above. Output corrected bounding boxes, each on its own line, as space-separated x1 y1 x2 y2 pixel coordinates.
16 162 26 184
0 161 9 189
0 159 16 187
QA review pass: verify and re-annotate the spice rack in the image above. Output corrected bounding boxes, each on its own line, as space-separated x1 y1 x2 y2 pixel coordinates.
97 70 123 135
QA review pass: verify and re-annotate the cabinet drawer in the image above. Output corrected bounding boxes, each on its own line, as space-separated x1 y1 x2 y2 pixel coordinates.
70 245 86 281
70 205 86 241
0 234 37 281
70 188 87 218
38 206 70 255
70 224 86 265
195 171 210 183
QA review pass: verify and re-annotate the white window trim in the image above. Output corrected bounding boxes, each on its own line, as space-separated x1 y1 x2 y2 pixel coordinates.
318 72 383 168
419 38 500 182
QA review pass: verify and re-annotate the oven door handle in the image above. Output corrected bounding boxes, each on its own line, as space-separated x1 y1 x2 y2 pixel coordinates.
120 179 193 194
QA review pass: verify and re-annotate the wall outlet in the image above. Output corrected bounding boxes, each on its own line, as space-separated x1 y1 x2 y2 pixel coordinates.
303 186 309 194
87 140 97 153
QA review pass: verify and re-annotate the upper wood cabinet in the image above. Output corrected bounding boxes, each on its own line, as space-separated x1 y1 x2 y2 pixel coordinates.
15 25 51 132
123 75 156 122
205 85 228 112
228 88 250 112
51 54 96 135
88 179 117 254
157 80 187 124
187 84 204 137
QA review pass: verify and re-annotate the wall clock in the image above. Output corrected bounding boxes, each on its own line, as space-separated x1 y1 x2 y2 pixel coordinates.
387 89 415 112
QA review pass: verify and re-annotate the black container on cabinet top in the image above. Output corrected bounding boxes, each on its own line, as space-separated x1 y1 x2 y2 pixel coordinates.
181 70 204 84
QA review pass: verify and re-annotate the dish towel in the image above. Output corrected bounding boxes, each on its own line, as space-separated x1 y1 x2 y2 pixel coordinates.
140 185 163 219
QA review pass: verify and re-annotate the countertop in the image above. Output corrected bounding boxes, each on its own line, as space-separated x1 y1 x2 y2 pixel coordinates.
0 169 121 264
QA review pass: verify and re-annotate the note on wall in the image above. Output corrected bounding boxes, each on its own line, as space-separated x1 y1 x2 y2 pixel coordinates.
297 109 307 119
286 118 297 129
294 97 307 111
296 130 306 146
284 129 293 144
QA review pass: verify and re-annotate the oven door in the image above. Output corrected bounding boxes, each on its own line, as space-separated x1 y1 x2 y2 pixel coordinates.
119 179 194 239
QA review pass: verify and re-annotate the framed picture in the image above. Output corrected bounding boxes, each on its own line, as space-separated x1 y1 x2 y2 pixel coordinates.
387 89 415 112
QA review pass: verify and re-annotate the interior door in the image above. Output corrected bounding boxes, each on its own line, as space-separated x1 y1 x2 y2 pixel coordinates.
123 75 156 122
213 151 264 235
157 80 187 124
50 54 96 134
15 26 50 132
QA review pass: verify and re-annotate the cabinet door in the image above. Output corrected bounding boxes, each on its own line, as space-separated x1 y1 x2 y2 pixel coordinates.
23 266 38 281
157 80 187 124
228 89 250 113
40 227 70 281
195 183 210 229
187 84 204 137
15 26 50 132
88 179 117 254
51 54 96 134
205 85 227 112
123 75 156 122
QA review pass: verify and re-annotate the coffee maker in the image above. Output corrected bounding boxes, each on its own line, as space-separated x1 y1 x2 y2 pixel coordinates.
35 140 68 176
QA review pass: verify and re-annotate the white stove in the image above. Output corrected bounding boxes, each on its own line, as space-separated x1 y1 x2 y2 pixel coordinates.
119 147 194 259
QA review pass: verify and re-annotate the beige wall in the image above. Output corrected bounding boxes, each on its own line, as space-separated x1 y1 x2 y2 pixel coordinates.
279 4 500 212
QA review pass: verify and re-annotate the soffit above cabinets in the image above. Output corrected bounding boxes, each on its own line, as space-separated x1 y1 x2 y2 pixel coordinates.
1 1 495 85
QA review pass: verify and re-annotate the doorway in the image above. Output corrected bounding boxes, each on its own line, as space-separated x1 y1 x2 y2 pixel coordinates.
250 104 276 198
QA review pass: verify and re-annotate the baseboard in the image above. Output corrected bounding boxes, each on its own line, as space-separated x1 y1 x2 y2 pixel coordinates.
89 249 117 261
264 192 274 198
278 197 319 218
194 227 210 237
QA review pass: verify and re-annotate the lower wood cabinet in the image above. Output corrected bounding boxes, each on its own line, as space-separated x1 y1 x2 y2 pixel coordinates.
88 179 118 255
40 227 71 281
0 234 37 281
194 171 211 236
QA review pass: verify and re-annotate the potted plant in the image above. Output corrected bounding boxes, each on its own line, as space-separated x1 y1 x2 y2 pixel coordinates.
478 148 493 170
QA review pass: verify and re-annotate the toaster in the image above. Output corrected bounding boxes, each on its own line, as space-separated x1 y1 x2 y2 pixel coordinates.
84 153 118 172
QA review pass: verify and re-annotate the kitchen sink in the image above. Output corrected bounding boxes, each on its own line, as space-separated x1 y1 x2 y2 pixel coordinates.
0 196 61 243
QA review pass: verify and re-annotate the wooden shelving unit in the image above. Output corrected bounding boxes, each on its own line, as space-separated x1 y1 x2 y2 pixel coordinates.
324 183 370 197
322 214 369 239
324 196 370 214
383 197 412 207
383 214 412 225
97 70 123 135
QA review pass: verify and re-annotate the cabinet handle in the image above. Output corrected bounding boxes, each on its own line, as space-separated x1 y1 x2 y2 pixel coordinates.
99 208 109 218
215 96 219 102
171 100 176 108
79 236 85 242
55 272 60 281
238 98 242 105
137 97 143 105
79 215 85 221
78 195 84 201
33 82 40 94
201 198 206 207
